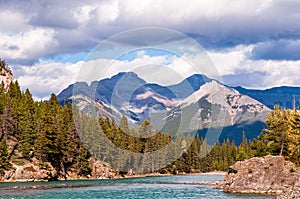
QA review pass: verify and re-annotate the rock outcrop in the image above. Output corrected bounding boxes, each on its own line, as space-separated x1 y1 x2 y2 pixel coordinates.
217 156 300 198
1 158 57 182
88 157 117 179
0 61 13 90
1 157 119 182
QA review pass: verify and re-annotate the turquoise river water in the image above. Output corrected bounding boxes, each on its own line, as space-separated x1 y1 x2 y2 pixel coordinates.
0 174 275 199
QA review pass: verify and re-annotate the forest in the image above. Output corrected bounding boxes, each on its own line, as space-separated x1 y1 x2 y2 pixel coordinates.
0 60 299 179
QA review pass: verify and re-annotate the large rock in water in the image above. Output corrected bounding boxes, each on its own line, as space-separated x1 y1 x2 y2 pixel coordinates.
219 156 300 198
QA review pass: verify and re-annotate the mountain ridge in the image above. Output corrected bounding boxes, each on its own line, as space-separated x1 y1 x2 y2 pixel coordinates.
58 72 271 144
234 86 300 109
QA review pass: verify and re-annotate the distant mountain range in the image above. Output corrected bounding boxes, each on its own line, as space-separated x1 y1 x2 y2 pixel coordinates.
234 86 300 109
57 72 300 144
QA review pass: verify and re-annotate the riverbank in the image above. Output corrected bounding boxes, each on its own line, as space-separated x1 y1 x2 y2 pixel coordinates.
0 173 226 193
98 171 226 180
0 174 269 199
1 170 226 183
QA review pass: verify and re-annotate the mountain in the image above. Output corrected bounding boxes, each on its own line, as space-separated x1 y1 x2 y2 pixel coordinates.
58 72 179 122
58 72 270 144
234 86 300 109
167 74 212 99
161 80 270 143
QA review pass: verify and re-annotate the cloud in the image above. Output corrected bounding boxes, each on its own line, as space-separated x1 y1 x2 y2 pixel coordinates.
77 54 183 84
208 45 300 89
0 28 58 64
0 0 299 98
14 50 214 99
12 44 300 99
29 7 79 29
0 10 30 33
250 39 300 61
15 61 82 100
1 0 299 65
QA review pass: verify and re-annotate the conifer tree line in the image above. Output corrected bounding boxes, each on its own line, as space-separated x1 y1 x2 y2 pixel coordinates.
77 104 300 173
0 61 92 178
75 111 255 174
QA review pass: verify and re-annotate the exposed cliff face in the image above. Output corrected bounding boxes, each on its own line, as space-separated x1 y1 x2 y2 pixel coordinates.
217 156 300 198
0 61 13 90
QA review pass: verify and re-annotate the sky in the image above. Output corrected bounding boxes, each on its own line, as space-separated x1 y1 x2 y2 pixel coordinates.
1 0 300 99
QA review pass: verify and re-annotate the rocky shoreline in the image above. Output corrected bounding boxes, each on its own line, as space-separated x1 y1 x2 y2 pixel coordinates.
3 155 299 198
1 160 225 183
216 156 300 198
0 157 118 182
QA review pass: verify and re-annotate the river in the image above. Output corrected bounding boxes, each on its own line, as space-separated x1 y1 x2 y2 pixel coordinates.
0 174 274 199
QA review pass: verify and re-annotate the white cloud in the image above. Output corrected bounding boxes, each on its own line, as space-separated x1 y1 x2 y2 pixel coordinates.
77 54 177 84
241 60 300 89
0 28 58 62
1 0 299 64
0 10 30 33
15 61 81 100
0 0 299 98
207 45 300 89
15 51 214 99
13 45 300 100
74 5 96 24
208 45 253 76
93 1 119 24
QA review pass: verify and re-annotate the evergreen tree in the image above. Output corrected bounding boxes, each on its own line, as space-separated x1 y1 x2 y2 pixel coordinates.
0 99 17 140
252 105 300 165
76 146 92 176
287 109 300 165
0 138 11 176
259 106 291 156
18 89 36 159
119 116 130 134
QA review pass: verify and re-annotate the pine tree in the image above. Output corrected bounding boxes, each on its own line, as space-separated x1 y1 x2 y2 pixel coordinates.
119 116 130 134
0 138 11 176
261 106 290 156
18 89 36 160
0 82 7 114
9 81 21 100
76 146 92 176
287 109 300 165
0 99 17 140
35 94 61 166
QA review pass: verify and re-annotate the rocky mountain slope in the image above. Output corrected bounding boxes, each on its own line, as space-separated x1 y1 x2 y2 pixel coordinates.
58 72 270 144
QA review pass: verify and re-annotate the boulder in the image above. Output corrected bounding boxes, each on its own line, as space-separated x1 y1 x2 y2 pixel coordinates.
219 155 300 198
89 157 118 179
